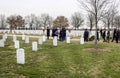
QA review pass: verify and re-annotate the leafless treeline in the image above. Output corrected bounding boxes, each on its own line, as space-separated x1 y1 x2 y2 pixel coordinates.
0 0 120 30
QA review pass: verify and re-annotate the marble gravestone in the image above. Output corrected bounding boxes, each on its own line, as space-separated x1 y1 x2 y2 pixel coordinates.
80 37 84 44
13 35 17 42
42 35 46 42
38 37 43 45
5 34 8 39
2 34 6 42
3 34 7 41
66 37 70 43
16 48 25 64
22 34 25 40
14 40 20 49
25 36 29 44
0 39 4 47
53 36 57 46
32 42 38 51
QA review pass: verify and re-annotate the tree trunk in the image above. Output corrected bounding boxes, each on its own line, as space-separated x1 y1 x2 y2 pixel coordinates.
95 14 98 49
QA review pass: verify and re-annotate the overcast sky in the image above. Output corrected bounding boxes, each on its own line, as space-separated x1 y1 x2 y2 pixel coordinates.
0 0 81 18
0 0 120 18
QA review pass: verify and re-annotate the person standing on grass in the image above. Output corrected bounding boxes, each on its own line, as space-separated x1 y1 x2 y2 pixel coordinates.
84 29 89 42
59 28 63 41
52 27 55 37
54 27 59 37
102 28 106 42
111 28 117 42
52 27 58 37
116 29 119 43
117 29 120 43
106 30 110 43
47 27 50 39
119 29 120 41
62 27 66 41
97 29 99 41
100 29 103 38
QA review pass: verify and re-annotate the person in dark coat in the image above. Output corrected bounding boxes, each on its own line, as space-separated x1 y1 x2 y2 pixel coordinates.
116 29 120 43
59 28 63 41
119 29 120 41
102 28 106 42
100 29 103 38
106 30 110 43
111 28 117 42
52 27 58 37
52 27 56 37
84 29 89 42
97 29 99 41
47 27 50 39
54 28 58 36
62 27 66 41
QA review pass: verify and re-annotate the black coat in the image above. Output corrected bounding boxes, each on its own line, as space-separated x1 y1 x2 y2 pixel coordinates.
47 29 50 36
102 31 106 38
84 30 89 39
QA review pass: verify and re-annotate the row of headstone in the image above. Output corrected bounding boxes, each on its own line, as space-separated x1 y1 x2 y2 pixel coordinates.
0 34 84 65
12 30 44 35
16 35 47 64
52 36 84 46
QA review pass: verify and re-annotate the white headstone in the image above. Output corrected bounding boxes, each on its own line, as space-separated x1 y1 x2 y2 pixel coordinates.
25 36 29 44
14 40 20 49
3 34 7 40
13 35 17 42
66 37 70 43
16 49 25 64
32 42 38 51
0 39 4 47
2 35 6 42
12 31 14 34
53 36 57 46
42 35 46 42
80 37 84 44
22 34 25 40
38 37 43 45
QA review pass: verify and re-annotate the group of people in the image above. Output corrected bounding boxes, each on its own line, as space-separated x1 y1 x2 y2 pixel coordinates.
47 27 120 43
83 28 120 43
46 27 66 41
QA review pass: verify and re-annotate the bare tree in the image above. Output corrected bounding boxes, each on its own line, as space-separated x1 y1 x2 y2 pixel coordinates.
102 0 119 30
47 16 53 28
7 15 25 30
40 13 53 29
71 12 84 30
25 14 36 29
102 11 111 30
53 16 69 28
77 0 111 48
33 16 43 29
0 15 7 28
114 15 120 29
110 0 119 28
87 13 95 31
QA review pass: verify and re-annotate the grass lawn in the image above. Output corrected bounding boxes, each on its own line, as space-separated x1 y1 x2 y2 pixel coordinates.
0 35 120 78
